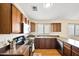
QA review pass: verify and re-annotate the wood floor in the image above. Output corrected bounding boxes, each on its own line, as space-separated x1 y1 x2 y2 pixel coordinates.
33 49 61 56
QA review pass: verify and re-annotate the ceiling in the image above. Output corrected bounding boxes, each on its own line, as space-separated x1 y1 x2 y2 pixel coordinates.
16 3 79 20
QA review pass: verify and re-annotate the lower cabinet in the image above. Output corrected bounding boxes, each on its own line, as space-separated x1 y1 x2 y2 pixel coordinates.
45 38 56 49
18 45 30 56
34 38 56 49
63 42 72 56
34 38 79 56
22 48 29 56
72 46 79 56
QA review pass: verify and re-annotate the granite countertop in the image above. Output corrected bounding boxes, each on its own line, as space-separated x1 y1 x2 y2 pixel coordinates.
57 37 79 48
35 35 59 38
0 37 31 55
0 44 29 56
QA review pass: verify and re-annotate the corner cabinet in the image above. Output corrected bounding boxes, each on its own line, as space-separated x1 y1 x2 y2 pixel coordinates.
0 3 22 34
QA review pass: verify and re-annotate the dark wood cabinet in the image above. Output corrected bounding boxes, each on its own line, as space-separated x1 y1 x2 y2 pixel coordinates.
51 23 61 32
34 38 40 49
12 5 21 33
63 42 72 56
0 3 12 34
34 38 56 49
30 22 36 32
0 3 23 34
39 38 46 49
72 46 79 56
45 38 56 49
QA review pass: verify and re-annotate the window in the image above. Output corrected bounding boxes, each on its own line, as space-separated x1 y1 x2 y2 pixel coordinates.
68 24 79 36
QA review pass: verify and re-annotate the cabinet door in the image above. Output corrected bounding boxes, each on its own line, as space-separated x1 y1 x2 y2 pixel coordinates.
63 43 71 56
12 5 17 33
0 3 12 34
34 38 40 49
51 23 61 32
39 38 46 49
35 38 46 49
30 22 35 32
51 38 56 48
72 50 79 56
45 39 51 49
12 5 21 33
45 38 56 49
16 9 21 23
72 46 79 56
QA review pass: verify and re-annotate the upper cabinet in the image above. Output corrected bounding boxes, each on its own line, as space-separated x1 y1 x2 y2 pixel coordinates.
51 23 61 32
12 5 21 33
0 3 28 34
30 22 36 32
21 14 27 24
0 3 12 34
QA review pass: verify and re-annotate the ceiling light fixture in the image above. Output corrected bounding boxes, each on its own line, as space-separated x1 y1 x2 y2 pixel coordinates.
44 3 52 8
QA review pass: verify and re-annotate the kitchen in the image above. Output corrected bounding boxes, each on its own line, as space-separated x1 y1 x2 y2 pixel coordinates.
0 3 79 56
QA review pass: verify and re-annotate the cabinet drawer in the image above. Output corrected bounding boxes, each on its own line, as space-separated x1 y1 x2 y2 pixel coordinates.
64 42 71 48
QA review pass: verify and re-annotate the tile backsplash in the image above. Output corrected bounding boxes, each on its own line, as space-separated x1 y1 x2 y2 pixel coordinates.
0 34 27 42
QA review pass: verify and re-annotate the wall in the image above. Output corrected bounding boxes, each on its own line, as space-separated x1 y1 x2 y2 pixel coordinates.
0 34 28 43
30 19 79 38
